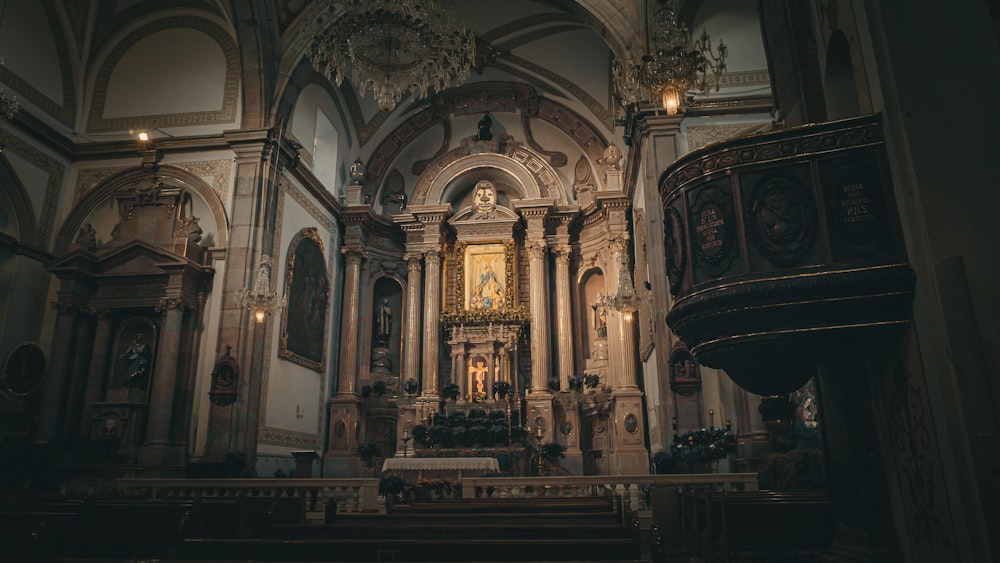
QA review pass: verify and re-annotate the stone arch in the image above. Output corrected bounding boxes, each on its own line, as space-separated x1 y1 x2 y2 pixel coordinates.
414 149 567 207
87 15 240 132
53 165 229 256
0 155 41 247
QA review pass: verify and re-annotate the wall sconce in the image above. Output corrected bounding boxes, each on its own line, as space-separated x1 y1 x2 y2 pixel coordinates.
240 254 284 323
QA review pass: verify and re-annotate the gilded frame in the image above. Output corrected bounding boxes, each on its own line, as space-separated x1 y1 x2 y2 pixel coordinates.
279 227 329 372
454 240 517 311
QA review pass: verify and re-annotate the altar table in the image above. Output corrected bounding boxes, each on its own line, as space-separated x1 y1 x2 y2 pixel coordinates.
381 457 500 482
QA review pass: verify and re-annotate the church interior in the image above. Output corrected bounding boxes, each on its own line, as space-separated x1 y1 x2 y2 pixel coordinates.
0 0 997 561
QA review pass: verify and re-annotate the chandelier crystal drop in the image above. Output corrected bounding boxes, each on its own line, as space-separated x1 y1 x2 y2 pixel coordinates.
308 0 476 112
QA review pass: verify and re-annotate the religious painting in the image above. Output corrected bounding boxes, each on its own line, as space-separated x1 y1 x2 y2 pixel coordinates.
110 317 158 393
461 243 510 310
2 343 45 397
280 228 329 372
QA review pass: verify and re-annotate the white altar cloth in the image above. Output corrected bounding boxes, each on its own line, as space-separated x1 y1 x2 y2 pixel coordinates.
381 457 499 480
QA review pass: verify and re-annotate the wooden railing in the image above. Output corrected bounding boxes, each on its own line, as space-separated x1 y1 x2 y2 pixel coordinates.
116 478 381 515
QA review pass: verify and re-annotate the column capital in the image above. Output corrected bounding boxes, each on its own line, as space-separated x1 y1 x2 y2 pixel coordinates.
156 297 189 313
50 301 79 316
423 249 442 265
526 241 548 260
553 245 572 264
404 252 424 269
342 246 367 266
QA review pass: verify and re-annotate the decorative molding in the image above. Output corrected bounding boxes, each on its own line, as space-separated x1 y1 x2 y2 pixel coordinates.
75 166 125 203
502 53 612 127
0 0 76 126
2 133 65 248
479 13 580 44
87 16 240 132
686 123 770 152
283 180 336 232
173 159 232 203
366 82 608 199
716 69 771 89
259 427 322 449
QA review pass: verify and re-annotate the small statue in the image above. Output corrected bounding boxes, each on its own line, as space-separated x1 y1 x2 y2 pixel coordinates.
175 215 203 244
350 159 366 185
121 333 151 390
376 298 392 345
598 143 623 171
476 112 493 141
75 223 97 252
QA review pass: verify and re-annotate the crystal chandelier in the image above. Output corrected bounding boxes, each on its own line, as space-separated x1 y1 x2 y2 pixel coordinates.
608 256 641 320
241 254 284 323
308 0 476 112
614 0 727 115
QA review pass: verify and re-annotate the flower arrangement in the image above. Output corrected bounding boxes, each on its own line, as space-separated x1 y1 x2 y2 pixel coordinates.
355 441 383 468
371 380 387 397
441 382 460 401
583 373 601 389
409 410 523 449
439 306 530 326
492 381 511 400
547 377 560 392
568 374 584 392
668 428 736 464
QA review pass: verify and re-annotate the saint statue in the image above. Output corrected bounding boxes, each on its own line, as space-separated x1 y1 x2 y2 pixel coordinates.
476 112 493 141
75 223 97 252
122 333 151 390
376 298 392 345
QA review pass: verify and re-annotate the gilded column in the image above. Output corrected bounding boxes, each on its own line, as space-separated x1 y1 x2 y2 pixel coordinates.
79 308 113 431
145 297 185 447
421 250 442 397
337 248 365 395
402 253 423 387
554 247 573 390
527 242 551 391
35 302 78 442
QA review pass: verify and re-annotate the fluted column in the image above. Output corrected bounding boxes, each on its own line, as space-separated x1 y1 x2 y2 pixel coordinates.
146 298 185 446
35 302 78 442
421 250 442 397
79 309 113 431
337 248 365 395
527 242 551 391
554 247 573 390
403 253 423 387
617 309 639 390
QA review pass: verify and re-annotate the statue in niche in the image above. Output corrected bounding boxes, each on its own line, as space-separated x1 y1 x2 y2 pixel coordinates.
476 112 493 141
75 223 97 252
121 333 151 390
376 298 392 346
592 294 608 338
472 179 497 219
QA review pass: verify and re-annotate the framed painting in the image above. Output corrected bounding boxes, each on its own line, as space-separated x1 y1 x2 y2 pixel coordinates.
461 243 512 310
280 228 329 372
